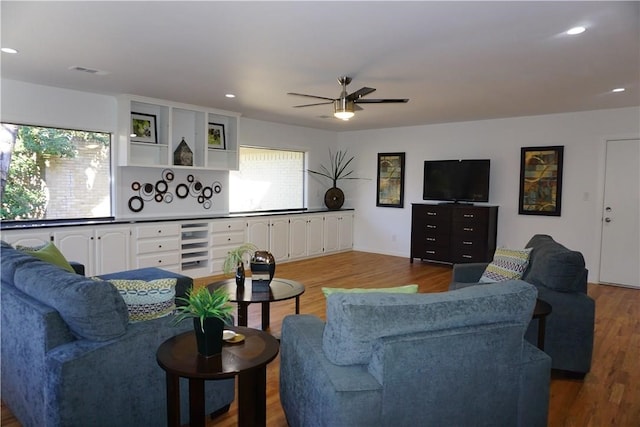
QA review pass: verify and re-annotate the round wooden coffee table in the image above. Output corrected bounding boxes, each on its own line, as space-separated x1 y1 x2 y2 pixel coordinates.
208 277 305 331
156 326 279 427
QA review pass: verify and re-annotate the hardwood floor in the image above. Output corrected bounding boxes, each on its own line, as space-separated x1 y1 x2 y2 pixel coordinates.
2 251 639 426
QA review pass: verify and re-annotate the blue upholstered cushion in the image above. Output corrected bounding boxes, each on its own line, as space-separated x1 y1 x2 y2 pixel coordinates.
9 248 128 341
523 234 586 292
322 280 537 365
321 284 418 297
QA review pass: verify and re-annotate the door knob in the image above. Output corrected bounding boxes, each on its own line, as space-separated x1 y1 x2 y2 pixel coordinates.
605 217 612 223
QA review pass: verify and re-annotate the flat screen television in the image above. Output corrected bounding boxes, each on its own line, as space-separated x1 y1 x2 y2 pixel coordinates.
423 159 490 203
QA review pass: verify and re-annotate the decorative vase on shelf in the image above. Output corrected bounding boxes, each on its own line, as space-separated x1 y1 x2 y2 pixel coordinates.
235 262 245 288
250 251 276 293
324 187 345 210
193 317 224 357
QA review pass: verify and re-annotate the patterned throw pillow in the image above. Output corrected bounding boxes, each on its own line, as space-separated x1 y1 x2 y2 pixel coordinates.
322 284 419 297
101 278 177 323
480 247 533 283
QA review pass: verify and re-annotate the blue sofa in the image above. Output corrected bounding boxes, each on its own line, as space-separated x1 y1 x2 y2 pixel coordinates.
280 281 551 427
0 241 234 427
449 234 595 376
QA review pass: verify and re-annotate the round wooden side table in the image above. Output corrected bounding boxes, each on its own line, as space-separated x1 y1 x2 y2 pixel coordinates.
532 299 552 350
156 326 279 427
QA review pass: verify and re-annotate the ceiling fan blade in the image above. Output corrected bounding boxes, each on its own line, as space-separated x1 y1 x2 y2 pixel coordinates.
287 92 336 101
347 87 376 100
293 101 334 108
354 98 409 104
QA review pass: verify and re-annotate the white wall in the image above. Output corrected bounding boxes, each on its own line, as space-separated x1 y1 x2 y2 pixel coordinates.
339 107 640 281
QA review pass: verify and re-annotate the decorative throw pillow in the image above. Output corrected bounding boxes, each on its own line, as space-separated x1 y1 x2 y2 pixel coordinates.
16 242 75 273
480 247 533 283
96 277 177 323
322 284 419 297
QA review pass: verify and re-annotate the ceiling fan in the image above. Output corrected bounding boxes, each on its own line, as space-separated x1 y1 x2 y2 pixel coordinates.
288 77 409 120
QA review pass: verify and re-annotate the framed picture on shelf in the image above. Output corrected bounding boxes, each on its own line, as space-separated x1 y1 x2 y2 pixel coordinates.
518 145 564 216
376 152 405 208
130 112 157 143
208 123 226 149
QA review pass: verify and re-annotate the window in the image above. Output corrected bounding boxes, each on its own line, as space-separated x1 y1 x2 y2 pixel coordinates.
0 123 112 221
229 147 304 212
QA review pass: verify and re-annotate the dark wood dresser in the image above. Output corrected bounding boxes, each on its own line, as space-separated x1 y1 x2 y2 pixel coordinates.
410 203 498 264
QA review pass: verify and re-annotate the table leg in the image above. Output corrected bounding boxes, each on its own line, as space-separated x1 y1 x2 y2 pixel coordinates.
537 317 546 350
165 373 180 427
238 367 267 427
237 302 249 327
295 296 300 314
189 378 206 427
261 302 270 331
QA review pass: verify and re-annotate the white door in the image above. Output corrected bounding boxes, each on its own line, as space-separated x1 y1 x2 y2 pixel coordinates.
599 139 640 288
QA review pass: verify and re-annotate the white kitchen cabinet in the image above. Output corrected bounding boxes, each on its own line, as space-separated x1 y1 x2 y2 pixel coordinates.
246 216 289 262
210 218 246 274
323 211 353 254
289 214 324 260
132 222 181 272
53 226 130 276
1 229 51 247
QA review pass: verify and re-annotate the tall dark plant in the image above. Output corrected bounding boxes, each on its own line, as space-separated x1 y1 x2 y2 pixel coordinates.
307 149 358 188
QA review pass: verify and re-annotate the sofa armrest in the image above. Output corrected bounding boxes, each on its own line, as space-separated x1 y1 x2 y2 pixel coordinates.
452 262 488 283
280 315 382 427
44 316 234 426
69 262 85 276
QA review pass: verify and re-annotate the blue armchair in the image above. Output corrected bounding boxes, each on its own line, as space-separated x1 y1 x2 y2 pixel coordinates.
279 281 550 427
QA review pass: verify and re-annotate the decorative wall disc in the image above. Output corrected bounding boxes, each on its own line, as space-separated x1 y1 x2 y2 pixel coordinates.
175 183 189 199
155 180 168 194
162 169 175 182
155 193 164 202
202 186 213 199
164 192 174 203
203 199 212 209
197 195 205 204
131 181 141 191
187 174 194 183
128 196 144 212
213 181 223 194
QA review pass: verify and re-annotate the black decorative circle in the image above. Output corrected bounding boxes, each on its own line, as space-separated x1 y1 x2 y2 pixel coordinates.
155 193 164 202
189 182 202 197
213 181 222 194
131 181 141 191
202 186 213 199
164 193 174 203
176 183 189 199
128 196 144 212
140 183 155 201
162 169 174 182
187 174 194 183
203 200 212 210
197 195 205 204
155 180 168 194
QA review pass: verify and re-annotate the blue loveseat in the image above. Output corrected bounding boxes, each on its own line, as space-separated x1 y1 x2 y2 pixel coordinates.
0 241 234 427
280 281 551 427
449 234 595 376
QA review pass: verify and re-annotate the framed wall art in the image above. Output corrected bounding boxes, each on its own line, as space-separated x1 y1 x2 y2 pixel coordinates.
376 152 405 208
518 145 564 216
208 123 226 149
130 112 157 143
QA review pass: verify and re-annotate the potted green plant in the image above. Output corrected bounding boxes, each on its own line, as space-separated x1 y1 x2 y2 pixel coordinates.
173 286 234 357
308 149 358 210
223 243 258 287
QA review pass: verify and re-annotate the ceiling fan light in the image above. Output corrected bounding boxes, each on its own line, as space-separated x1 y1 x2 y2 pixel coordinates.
334 99 355 120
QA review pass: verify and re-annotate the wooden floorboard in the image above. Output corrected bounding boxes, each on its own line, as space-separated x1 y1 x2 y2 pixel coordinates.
2 251 639 426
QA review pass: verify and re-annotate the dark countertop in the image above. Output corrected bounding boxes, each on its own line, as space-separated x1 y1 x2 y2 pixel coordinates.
0 208 354 230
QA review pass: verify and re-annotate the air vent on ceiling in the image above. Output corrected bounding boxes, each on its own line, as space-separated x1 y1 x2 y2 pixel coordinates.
68 65 109 76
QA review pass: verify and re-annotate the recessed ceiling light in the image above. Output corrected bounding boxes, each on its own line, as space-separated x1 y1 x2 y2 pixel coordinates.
1 47 18 54
612 88 625 93
225 94 236 98
566 26 586 35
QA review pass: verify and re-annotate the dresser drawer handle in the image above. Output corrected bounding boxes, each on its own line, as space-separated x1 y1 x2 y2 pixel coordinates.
427 212 437 216
462 241 473 245
426 237 436 242
462 255 473 259
427 225 437 229
426 250 436 254
463 214 474 218
463 227 474 232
